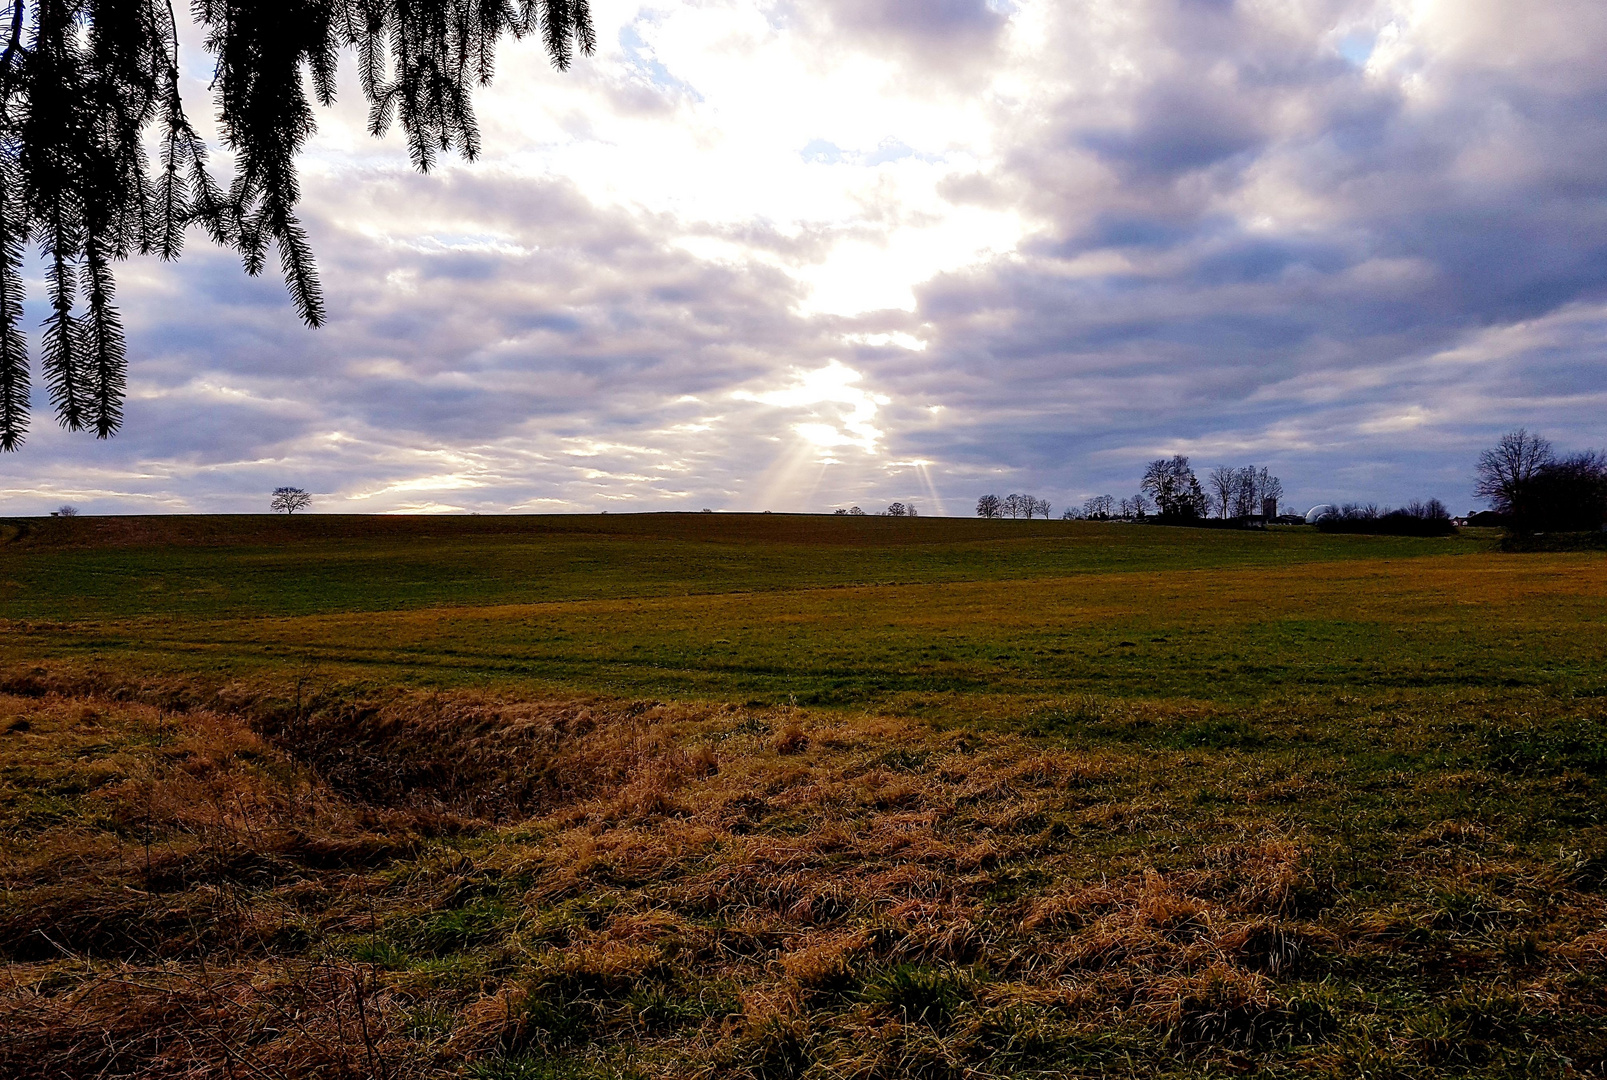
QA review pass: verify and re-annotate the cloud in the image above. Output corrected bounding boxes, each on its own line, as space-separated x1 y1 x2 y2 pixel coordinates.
4 0 1606 519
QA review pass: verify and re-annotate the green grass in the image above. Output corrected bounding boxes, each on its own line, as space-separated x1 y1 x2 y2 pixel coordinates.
0 512 1488 620
5 513 1577 714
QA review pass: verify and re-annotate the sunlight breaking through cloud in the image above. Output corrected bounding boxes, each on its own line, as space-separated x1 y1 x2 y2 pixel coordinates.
732 360 891 456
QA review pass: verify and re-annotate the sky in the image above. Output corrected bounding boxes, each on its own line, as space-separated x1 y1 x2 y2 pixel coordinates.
5 0 1607 517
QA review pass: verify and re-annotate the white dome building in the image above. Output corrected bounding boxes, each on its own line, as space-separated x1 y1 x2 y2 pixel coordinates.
1304 504 1334 524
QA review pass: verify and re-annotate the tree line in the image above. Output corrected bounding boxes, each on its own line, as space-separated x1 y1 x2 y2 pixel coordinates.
835 503 919 517
992 456 1287 524
1312 500 1451 536
975 493 1051 519
962 431 1606 537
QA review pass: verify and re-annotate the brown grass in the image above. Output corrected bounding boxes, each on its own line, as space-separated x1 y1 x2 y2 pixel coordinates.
2 673 1604 1079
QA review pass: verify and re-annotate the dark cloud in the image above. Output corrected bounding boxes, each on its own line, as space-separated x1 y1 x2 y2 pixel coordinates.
809 0 1003 53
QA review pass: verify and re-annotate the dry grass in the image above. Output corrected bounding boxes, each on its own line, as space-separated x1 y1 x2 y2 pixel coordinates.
2 674 1605 1079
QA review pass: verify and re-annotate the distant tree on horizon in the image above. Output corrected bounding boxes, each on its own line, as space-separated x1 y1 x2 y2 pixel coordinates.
1206 464 1283 519
54 504 78 517
848 506 865 516
1232 467 1259 518
1141 456 1207 521
1083 494 1115 520
1259 469 1284 514
976 494 1002 519
271 487 312 514
1207 466 1236 519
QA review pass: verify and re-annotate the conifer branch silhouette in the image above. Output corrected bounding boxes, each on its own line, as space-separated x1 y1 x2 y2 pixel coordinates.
0 0 592 448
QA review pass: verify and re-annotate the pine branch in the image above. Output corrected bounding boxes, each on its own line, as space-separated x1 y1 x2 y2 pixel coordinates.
0 150 29 451
272 210 325 328
42 246 87 432
81 235 127 438
0 0 23 81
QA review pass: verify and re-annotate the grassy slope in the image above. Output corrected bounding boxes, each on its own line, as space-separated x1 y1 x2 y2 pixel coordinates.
2 513 1572 711
2 515 1605 1079
0 512 1489 620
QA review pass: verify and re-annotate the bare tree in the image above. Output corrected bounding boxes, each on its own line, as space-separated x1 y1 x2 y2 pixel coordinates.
1208 466 1236 519
1475 429 1554 521
271 487 312 514
1030 496 1050 519
1257 468 1283 518
976 494 1002 519
1002 493 1023 519
886 502 908 517
1258 469 1283 504
1228 467 1255 518
1083 494 1115 520
54 504 79 517
849 506 865 516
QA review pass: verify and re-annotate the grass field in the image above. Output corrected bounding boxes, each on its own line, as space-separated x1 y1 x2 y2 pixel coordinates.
1 514 1604 1079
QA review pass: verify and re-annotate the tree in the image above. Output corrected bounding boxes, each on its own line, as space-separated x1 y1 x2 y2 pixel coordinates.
1258 468 1283 508
1475 430 1554 523
885 502 907 517
1005 493 1044 519
0 0 595 451
976 494 1002 519
1207 466 1236 519
1141 455 1206 520
1232 466 1259 519
848 506 864 516
1476 438 1607 533
1254 468 1283 518
54 503 76 516
1083 494 1114 520
271 486 311 514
